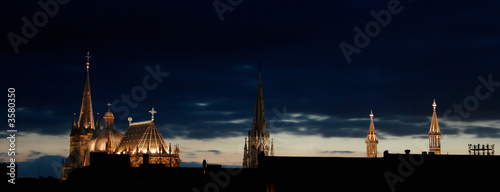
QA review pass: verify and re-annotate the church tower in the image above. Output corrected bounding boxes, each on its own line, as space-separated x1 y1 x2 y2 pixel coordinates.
78 52 95 131
365 110 378 158
243 63 274 168
429 99 441 155
63 52 97 180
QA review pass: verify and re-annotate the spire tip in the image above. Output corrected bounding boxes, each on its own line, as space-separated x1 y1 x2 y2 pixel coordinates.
85 52 91 68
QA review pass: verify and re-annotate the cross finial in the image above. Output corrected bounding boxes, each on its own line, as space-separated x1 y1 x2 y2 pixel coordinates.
149 107 157 121
107 102 111 111
85 52 91 68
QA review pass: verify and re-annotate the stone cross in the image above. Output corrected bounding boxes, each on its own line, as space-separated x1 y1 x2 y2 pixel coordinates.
149 107 157 121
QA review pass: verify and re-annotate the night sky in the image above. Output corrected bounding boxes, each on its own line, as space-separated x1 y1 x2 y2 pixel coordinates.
2 0 500 178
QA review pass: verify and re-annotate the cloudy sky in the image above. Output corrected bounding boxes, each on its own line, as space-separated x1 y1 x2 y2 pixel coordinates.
2 0 500 178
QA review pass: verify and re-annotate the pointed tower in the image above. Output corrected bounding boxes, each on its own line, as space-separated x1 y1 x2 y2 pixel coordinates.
95 113 100 130
243 62 273 168
63 52 97 180
78 52 95 131
243 138 248 167
429 99 441 155
365 110 378 158
70 113 77 136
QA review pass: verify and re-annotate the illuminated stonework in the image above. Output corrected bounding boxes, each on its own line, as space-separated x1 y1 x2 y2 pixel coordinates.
62 54 179 181
62 53 97 180
116 116 180 168
429 99 441 155
243 64 274 168
365 110 378 158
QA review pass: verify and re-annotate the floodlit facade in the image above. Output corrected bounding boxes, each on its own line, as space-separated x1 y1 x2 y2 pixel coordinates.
429 99 441 155
62 53 179 180
115 115 180 167
243 64 274 168
62 52 97 180
365 110 378 158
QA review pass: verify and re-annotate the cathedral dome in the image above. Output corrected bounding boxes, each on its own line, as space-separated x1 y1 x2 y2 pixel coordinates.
88 128 123 153
103 111 114 118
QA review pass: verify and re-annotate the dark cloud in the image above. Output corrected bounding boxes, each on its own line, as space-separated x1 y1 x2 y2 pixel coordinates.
195 150 222 155
320 150 355 154
180 161 203 168
464 127 500 138
1 1 499 146
27 150 46 157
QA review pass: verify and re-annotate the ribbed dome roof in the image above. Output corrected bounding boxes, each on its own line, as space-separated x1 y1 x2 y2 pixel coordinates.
103 111 114 118
88 128 123 152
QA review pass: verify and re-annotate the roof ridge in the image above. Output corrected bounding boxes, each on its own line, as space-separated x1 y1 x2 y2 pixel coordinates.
130 120 153 126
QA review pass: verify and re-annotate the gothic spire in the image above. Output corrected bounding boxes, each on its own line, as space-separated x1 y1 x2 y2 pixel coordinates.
95 113 100 130
429 99 441 155
270 138 274 156
251 62 267 136
365 110 378 158
70 113 77 136
367 110 377 140
242 137 248 168
78 52 95 130
429 99 440 134
244 138 248 152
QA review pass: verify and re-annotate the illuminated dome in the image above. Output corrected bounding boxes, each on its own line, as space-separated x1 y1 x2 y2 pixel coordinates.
103 111 114 118
89 128 123 152
87 103 123 153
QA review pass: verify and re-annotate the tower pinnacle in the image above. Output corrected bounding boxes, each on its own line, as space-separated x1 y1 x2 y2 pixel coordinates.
429 99 441 155
77 52 95 130
243 62 273 168
366 110 378 158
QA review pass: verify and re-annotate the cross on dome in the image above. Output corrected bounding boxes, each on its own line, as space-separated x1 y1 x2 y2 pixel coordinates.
149 107 157 121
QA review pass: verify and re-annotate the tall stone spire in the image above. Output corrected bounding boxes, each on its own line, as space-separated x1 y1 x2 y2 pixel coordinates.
62 52 97 180
251 61 267 137
365 110 378 158
78 52 95 131
243 62 273 168
429 99 441 155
